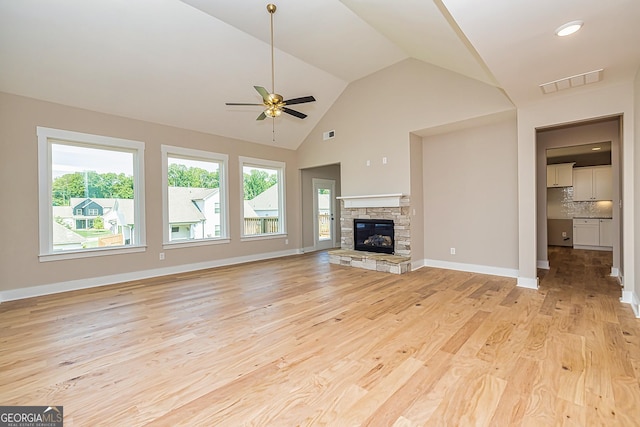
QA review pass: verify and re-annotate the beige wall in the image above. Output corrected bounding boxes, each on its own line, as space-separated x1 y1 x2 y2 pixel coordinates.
517 82 635 292
299 164 341 250
536 119 621 272
422 118 518 270
297 58 514 196
0 92 300 295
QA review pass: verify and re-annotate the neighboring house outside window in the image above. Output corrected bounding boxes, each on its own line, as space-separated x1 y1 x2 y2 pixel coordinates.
37 127 145 259
240 157 286 238
161 145 228 246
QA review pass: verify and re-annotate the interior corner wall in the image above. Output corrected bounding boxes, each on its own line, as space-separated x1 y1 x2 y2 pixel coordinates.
0 92 300 296
409 133 424 264
300 164 341 251
422 118 518 271
634 66 640 310
296 58 514 197
517 82 635 292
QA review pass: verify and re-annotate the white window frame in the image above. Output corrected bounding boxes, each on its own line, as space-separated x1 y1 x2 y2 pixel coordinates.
161 145 229 248
239 156 286 240
37 127 146 261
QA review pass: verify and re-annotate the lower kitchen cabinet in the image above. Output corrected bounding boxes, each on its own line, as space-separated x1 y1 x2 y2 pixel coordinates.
573 219 600 246
573 218 613 249
599 219 613 247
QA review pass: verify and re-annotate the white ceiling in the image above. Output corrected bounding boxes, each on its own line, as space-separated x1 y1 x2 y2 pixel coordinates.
1 1 639 149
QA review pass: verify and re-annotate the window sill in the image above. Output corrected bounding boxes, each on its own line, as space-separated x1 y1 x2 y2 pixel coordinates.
163 238 231 250
240 233 288 242
39 245 147 262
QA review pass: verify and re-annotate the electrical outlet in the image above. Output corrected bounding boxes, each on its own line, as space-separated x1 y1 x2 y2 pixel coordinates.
382 157 387 164
159 252 165 260
562 231 567 238
285 239 289 245
450 248 456 255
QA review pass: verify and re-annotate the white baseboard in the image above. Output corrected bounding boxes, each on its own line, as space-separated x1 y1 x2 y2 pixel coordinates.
573 244 612 252
422 259 518 279
537 260 550 269
517 276 539 289
0 248 301 303
621 290 640 318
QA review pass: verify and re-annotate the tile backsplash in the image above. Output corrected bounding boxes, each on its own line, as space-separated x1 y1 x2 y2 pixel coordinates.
547 187 613 219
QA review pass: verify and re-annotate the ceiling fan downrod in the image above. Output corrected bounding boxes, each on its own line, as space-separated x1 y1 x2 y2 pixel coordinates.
267 4 277 96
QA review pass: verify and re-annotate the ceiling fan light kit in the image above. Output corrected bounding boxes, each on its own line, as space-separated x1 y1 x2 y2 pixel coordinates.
225 4 316 124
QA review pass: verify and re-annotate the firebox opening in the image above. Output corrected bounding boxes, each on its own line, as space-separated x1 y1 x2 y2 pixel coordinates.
354 219 394 254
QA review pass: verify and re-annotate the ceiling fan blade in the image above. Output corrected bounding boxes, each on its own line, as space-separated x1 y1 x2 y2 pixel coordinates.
284 96 316 105
256 111 267 121
225 103 263 106
254 86 270 102
282 107 307 119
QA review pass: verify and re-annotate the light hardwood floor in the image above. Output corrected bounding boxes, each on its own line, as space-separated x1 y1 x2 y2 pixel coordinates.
1 248 639 426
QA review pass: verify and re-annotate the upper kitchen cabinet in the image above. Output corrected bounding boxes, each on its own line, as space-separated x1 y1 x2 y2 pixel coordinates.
573 165 612 201
546 163 575 188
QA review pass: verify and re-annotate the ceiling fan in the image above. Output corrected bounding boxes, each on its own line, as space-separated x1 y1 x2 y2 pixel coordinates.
225 4 316 121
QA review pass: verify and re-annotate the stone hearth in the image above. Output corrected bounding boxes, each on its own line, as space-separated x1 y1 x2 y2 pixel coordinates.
328 194 411 274
329 249 411 274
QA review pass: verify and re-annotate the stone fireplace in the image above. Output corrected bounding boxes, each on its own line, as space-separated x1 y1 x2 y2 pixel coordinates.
328 194 411 274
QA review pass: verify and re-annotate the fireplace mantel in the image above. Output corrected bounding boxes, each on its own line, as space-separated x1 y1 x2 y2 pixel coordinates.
336 193 404 208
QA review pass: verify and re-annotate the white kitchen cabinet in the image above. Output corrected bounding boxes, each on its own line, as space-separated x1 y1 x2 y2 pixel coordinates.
573 219 600 246
599 219 613 247
572 165 612 201
546 163 575 188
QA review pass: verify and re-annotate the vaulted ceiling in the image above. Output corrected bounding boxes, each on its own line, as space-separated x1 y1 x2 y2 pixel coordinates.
1 1 639 149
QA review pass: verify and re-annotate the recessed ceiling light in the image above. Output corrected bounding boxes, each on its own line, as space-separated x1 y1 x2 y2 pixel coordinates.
592 147 601 151
555 20 584 37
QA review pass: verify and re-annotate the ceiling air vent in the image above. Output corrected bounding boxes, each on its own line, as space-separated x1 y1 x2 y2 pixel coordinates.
539 69 603 94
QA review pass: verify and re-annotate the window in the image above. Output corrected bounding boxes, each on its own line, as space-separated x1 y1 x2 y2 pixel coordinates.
161 145 228 246
240 157 285 238
37 127 145 260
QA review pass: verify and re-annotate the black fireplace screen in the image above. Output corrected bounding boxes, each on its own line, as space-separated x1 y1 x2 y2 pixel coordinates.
354 219 394 254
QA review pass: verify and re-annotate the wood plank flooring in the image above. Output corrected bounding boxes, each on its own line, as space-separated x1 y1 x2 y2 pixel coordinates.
1 248 639 426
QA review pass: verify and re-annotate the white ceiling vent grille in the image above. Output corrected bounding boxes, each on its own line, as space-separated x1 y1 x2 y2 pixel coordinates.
539 69 603 94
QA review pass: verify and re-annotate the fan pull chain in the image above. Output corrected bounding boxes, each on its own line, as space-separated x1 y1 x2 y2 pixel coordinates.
272 118 276 142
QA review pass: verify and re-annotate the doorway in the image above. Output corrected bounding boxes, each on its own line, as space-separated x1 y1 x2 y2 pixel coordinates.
313 178 336 250
537 116 621 278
